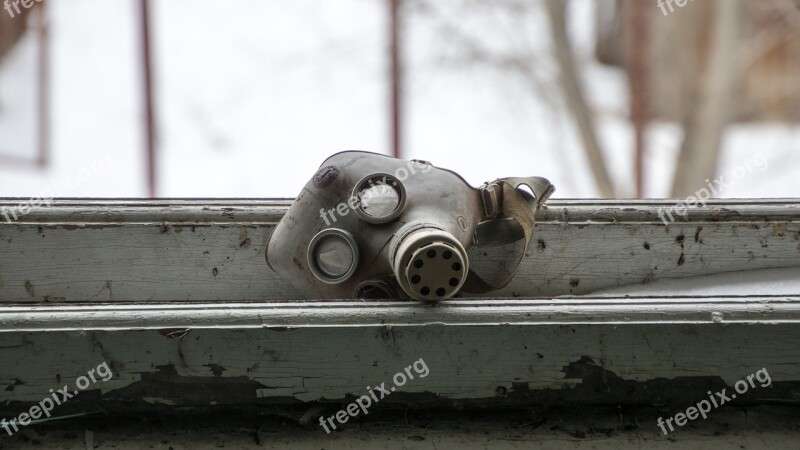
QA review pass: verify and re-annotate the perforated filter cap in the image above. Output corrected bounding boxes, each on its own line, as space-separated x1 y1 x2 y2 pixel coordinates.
392 227 469 301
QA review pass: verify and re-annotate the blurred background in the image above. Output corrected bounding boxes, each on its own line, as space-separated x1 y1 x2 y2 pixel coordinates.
0 0 798 198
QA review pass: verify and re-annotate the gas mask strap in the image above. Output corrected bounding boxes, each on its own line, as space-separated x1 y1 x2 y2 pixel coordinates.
463 177 554 294
500 176 555 209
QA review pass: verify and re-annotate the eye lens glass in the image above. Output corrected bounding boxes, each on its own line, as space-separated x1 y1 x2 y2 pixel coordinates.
307 228 359 284
360 183 400 218
314 235 354 278
352 173 407 224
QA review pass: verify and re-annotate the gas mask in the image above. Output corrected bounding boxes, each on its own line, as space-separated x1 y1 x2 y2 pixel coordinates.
266 151 554 301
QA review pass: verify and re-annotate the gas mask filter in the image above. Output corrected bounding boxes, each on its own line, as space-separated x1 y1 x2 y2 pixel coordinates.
266 151 554 301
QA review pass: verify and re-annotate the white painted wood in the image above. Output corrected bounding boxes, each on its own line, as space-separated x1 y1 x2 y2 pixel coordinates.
1 199 799 410
1 297 799 408
1 297 799 331
1 199 798 301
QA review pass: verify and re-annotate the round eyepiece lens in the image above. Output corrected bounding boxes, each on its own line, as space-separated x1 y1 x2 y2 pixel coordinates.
353 173 407 224
314 235 355 278
359 183 400 218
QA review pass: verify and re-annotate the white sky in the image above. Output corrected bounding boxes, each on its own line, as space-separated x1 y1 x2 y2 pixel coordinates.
0 0 798 198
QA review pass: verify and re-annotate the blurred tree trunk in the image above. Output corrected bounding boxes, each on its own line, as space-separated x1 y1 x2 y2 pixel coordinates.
627 0 649 198
544 0 615 198
0 4 37 62
671 0 743 197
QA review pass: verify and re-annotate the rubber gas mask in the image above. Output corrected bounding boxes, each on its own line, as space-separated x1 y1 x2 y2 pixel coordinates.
266 151 554 301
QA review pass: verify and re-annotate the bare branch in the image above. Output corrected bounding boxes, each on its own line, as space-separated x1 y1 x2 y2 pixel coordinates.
671 0 743 197
544 0 615 197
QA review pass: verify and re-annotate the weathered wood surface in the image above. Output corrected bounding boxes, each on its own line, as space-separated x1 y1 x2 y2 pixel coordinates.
1 297 799 413
0 199 799 302
2 297 800 331
1 199 799 412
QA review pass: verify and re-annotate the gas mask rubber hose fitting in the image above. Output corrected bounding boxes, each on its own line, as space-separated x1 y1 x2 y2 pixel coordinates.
266 151 554 301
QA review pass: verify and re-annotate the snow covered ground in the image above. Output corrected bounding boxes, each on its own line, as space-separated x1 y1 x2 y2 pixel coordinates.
0 0 798 199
